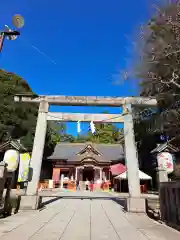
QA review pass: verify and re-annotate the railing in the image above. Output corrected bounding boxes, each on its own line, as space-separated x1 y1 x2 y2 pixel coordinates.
159 181 180 230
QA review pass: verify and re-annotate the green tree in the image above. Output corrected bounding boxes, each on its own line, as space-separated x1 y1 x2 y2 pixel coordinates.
75 134 89 143
0 69 64 154
49 122 75 143
75 121 123 144
0 69 37 147
87 122 122 144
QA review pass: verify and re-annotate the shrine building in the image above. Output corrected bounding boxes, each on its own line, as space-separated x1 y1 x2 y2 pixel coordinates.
41 142 124 186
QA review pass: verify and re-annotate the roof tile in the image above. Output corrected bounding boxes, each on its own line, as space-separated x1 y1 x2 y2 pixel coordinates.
48 143 124 161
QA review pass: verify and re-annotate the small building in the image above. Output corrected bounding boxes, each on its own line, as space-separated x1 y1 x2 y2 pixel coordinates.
42 142 124 185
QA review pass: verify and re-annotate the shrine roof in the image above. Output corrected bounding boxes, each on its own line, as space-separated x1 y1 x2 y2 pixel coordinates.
67 152 111 163
0 139 27 152
151 142 179 154
47 143 124 162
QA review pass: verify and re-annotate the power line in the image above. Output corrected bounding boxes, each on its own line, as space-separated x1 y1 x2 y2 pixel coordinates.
20 36 57 65
30 44 57 65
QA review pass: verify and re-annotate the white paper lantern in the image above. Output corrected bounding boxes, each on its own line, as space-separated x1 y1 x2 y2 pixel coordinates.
3 149 19 172
157 152 174 174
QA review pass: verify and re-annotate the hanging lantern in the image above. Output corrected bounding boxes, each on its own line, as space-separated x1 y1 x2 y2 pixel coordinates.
157 152 174 174
3 149 19 172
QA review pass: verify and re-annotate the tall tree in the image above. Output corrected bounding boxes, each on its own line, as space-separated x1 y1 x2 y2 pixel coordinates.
133 1 180 140
126 1 180 179
112 2 180 176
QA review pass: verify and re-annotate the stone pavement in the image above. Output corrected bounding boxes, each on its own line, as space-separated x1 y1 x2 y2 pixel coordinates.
0 192 180 239
109 191 159 199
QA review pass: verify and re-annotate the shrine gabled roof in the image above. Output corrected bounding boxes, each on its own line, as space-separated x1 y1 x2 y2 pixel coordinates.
67 152 111 163
0 139 27 152
151 142 179 154
47 143 124 161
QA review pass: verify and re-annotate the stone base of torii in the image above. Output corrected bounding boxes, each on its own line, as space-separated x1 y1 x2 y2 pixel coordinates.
14 95 157 212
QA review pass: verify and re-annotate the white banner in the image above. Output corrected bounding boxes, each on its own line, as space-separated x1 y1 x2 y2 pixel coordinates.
90 121 96 134
18 153 31 182
77 121 81 133
3 149 19 172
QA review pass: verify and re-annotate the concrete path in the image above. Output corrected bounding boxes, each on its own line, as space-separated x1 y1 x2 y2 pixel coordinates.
0 193 180 239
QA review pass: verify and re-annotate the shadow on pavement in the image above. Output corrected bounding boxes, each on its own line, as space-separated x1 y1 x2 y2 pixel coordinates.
41 197 63 207
112 197 126 211
41 195 126 210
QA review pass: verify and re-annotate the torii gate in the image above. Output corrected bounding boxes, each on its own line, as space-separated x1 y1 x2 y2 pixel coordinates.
14 95 157 212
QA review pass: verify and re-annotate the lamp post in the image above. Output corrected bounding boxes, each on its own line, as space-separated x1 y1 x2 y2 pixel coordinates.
0 14 24 54
0 28 20 53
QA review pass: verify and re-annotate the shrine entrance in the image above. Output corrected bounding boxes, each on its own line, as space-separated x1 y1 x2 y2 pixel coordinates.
14 94 157 212
83 167 94 181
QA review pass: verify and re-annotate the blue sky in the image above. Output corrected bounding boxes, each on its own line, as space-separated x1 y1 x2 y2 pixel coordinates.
0 0 153 135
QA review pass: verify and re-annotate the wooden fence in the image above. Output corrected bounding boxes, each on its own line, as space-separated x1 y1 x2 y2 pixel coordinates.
159 181 180 230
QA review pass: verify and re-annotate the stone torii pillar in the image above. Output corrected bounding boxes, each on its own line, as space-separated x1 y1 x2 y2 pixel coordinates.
28 100 49 195
20 100 49 209
26 101 48 195
123 104 145 212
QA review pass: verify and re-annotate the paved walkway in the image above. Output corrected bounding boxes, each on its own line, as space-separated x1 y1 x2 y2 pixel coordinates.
0 192 180 239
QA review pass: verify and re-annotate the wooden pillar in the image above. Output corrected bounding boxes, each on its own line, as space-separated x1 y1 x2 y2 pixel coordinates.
52 168 60 186
94 168 98 181
100 168 102 181
102 170 105 181
75 167 78 181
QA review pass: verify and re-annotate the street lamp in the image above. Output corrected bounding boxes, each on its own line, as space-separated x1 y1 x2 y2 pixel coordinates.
0 14 24 53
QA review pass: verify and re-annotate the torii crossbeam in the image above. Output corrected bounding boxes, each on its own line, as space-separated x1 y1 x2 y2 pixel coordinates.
14 94 157 106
